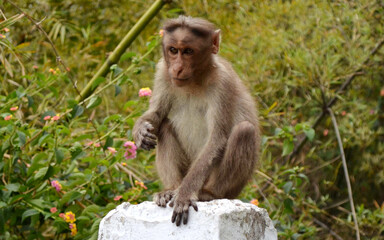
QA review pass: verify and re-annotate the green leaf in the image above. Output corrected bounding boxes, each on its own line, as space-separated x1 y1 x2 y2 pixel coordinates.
34 167 48 180
283 181 293 194
86 96 102 109
115 85 122 96
22 209 39 222
60 191 83 205
55 148 64 164
303 128 315 142
282 139 294 156
91 77 106 91
71 104 84 118
120 52 136 62
103 136 113 150
283 198 294 214
124 100 138 109
5 183 20 192
17 131 26 146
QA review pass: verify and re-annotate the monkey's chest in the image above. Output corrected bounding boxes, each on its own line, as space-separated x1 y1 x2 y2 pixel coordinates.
168 98 209 161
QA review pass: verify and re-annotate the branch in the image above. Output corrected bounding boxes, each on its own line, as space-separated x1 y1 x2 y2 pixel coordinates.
75 0 169 102
290 38 384 159
328 108 360 240
313 217 343 240
4 0 82 97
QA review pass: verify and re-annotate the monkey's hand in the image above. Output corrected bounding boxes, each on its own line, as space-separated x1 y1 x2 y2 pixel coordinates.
153 190 175 207
133 121 157 150
169 190 198 226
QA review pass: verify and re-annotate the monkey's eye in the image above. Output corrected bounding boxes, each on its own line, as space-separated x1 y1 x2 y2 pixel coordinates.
169 47 178 55
183 48 194 55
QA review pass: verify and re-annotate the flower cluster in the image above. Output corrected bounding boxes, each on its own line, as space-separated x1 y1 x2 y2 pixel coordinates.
4 115 12 121
59 211 77 236
159 29 164 37
51 180 62 192
49 68 60 75
139 87 152 97
107 147 117 155
135 180 147 190
43 114 60 121
124 141 137 159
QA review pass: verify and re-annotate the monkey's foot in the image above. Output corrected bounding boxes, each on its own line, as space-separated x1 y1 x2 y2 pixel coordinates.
153 190 175 207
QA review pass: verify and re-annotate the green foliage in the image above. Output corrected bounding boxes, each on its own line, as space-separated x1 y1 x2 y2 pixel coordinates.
1 0 384 239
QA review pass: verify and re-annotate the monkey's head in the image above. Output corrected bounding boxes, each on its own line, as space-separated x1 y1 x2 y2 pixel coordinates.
162 16 221 87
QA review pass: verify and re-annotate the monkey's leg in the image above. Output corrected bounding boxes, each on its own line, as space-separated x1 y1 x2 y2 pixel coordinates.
154 118 189 207
201 121 258 201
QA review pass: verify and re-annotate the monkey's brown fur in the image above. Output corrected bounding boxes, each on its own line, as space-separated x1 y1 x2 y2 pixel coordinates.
133 16 260 226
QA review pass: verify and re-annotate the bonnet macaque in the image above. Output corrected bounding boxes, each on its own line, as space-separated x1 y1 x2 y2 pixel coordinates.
133 16 260 226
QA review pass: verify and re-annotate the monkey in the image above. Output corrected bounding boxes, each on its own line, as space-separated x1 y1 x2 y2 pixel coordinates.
133 16 260 226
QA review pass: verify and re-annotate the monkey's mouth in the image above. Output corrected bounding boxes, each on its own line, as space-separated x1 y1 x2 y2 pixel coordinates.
173 77 190 81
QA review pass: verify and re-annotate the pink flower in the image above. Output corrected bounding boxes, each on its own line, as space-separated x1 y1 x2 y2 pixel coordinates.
323 129 329 137
52 114 60 121
124 141 137 159
370 109 375 115
94 142 101 148
44 116 51 121
341 111 346 116
159 29 164 37
59 213 65 219
50 207 57 213
381 89 384 97
85 141 94 147
3 28 9 32
10 106 18 111
64 211 76 223
114 195 123 201
107 147 117 155
4 115 12 121
51 180 62 192
33 65 39 69
139 87 152 97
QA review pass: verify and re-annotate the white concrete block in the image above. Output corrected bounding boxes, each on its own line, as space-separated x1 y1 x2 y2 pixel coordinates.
98 199 277 240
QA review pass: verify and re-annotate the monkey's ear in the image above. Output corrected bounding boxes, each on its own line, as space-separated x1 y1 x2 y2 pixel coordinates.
212 29 221 54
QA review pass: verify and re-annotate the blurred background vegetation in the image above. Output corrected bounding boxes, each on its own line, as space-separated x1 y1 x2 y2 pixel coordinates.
1 0 384 239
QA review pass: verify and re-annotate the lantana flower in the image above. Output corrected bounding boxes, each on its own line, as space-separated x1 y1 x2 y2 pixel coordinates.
64 211 76 223
250 199 259 206
124 141 137 159
135 180 148 190
52 114 60 121
51 180 62 192
4 115 12 121
50 207 57 213
139 87 152 97
10 106 18 111
3 28 9 32
44 115 51 121
69 223 77 236
0 34 5 39
107 147 117 155
114 195 123 201
159 29 164 37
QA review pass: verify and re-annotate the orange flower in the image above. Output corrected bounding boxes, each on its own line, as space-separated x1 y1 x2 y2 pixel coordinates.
323 129 329 136
250 199 259 206
3 28 9 32
341 111 346 116
49 68 56 74
0 34 5 39
135 180 148 190
52 114 60 121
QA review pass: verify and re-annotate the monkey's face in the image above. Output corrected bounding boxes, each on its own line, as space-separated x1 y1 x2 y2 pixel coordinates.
162 28 212 87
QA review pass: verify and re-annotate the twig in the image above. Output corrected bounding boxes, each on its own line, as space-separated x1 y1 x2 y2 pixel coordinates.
290 38 384 160
328 108 360 240
313 217 344 240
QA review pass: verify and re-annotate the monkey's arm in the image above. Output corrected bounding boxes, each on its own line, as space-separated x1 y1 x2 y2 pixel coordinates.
133 80 172 150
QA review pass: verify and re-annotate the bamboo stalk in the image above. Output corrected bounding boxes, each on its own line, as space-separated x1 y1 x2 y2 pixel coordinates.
76 0 169 102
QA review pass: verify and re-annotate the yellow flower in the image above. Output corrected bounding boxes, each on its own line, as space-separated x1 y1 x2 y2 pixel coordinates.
159 29 164 37
0 34 5 39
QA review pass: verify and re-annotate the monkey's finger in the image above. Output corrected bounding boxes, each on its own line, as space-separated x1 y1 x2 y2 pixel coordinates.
144 132 157 140
175 212 182 226
171 210 177 223
142 138 157 147
191 201 198 212
169 199 174 208
183 210 188 225
144 122 154 132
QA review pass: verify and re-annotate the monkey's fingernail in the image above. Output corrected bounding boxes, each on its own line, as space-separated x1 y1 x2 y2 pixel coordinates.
171 212 177 223
183 211 188 225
